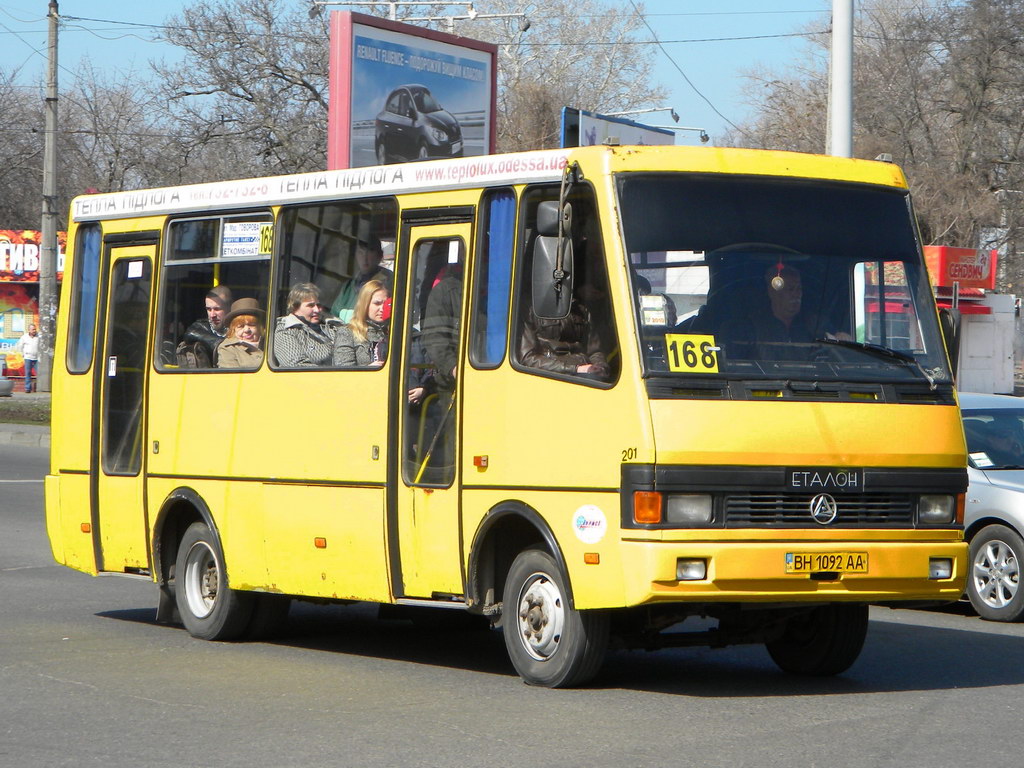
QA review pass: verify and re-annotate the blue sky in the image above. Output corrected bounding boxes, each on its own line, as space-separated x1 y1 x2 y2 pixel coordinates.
0 1 831 145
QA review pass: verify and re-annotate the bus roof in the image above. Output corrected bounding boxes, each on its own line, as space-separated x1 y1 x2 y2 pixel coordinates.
69 145 908 223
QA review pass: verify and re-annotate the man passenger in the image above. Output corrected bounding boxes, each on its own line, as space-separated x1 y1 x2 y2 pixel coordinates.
332 235 393 323
179 285 233 367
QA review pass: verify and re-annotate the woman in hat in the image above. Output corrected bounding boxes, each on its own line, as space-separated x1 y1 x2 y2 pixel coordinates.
216 298 265 369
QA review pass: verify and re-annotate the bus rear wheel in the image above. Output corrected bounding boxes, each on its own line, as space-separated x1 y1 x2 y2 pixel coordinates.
765 604 868 676
175 522 254 641
502 549 609 688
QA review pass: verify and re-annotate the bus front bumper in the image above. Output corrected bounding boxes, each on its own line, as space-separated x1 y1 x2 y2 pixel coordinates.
615 537 967 607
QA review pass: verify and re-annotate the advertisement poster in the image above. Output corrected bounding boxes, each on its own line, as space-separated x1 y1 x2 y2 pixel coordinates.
329 13 496 170
0 229 66 375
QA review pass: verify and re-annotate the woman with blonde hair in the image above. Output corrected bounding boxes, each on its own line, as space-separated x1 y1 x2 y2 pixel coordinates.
215 298 265 369
332 279 389 367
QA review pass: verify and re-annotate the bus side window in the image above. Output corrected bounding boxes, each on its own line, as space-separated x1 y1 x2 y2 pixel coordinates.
513 186 618 385
469 188 516 368
156 215 273 372
67 223 102 373
273 200 398 369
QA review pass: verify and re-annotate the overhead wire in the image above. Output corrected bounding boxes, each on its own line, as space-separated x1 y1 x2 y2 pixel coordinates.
626 0 752 139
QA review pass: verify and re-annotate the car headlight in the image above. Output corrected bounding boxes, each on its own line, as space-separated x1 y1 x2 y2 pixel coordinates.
430 127 447 142
918 494 955 524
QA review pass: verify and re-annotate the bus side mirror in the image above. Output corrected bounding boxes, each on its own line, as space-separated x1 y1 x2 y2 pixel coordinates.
531 200 574 319
939 306 961 380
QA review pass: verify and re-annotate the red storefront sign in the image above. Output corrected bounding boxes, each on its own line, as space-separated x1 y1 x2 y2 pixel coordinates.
0 230 66 282
923 245 996 290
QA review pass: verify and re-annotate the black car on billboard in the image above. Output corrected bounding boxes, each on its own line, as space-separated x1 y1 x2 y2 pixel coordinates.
374 84 463 164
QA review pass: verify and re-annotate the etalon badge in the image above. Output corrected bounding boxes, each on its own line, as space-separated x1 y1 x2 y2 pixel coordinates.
809 493 838 525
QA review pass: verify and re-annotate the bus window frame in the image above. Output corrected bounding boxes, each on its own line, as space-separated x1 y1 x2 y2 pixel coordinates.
155 209 275 375
468 186 517 371
508 181 620 389
66 222 104 375
269 196 400 373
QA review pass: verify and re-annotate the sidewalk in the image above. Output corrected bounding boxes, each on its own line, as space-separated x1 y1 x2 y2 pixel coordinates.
0 390 51 448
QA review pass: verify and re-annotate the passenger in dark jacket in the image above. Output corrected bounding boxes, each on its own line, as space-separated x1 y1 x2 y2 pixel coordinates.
422 267 462 390
179 285 233 366
519 299 609 379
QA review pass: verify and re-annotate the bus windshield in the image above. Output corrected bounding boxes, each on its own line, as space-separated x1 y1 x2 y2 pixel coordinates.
619 173 952 388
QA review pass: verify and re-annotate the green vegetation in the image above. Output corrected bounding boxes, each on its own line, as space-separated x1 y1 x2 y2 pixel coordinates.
0 397 50 425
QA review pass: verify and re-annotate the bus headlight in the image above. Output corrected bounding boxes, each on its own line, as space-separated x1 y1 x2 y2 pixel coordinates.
666 494 713 525
677 558 708 581
918 494 955 524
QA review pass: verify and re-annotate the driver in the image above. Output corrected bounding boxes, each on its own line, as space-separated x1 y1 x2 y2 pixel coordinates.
762 264 809 342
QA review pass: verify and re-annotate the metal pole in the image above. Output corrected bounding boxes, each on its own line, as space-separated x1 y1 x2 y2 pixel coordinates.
829 0 853 157
38 0 59 392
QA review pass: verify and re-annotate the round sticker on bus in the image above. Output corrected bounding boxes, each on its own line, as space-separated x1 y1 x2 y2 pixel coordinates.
573 505 607 544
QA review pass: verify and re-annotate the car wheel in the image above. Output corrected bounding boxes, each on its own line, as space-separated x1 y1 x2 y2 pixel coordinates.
175 522 254 640
967 523 1024 622
765 604 868 676
502 548 608 688
375 141 388 165
416 142 430 161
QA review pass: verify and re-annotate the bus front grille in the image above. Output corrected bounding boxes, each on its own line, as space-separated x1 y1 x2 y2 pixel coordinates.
723 492 915 526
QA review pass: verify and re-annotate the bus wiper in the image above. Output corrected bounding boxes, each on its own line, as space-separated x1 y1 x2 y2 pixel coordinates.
815 337 937 390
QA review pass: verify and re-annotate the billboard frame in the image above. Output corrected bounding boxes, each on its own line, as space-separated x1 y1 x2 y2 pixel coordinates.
328 11 498 170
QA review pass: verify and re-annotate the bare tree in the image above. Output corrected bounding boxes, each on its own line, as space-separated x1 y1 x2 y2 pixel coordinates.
730 0 1024 289
153 0 332 177
455 0 666 151
150 0 666 170
0 71 45 229
59 61 180 195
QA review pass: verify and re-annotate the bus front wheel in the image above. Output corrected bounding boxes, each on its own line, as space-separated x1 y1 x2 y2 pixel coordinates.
502 549 609 688
175 522 254 641
765 603 868 676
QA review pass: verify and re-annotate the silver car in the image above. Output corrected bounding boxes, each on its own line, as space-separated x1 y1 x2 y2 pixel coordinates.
961 392 1024 621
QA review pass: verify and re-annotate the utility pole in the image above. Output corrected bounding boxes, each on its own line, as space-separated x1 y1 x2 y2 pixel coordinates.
829 0 854 158
39 0 59 392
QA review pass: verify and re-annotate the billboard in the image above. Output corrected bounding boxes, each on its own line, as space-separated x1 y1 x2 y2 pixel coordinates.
0 229 66 374
0 229 66 282
328 12 497 170
561 107 675 149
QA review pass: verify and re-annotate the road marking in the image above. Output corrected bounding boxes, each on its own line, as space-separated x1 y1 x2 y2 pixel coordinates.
2 565 59 572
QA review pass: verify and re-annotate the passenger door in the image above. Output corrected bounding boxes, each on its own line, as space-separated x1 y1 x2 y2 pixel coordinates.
390 217 472 599
91 241 155 572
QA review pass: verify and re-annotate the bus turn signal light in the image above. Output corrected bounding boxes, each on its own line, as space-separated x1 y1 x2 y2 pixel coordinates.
633 491 662 524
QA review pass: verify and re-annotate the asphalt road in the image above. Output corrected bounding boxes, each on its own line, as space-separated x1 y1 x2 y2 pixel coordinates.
4 442 1024 767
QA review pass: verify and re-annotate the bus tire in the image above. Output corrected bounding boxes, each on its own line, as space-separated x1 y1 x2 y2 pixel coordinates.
175 522 254 641
967 523 1024 622
765 604 868 676
502 548 609 688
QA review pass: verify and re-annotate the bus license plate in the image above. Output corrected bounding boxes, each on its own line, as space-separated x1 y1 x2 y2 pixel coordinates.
785 552 868 574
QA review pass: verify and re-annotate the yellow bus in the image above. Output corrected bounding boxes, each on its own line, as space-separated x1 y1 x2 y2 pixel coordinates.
45 145 968 687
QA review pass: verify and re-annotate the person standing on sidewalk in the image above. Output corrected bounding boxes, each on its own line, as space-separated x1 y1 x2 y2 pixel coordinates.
15 324 39 393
